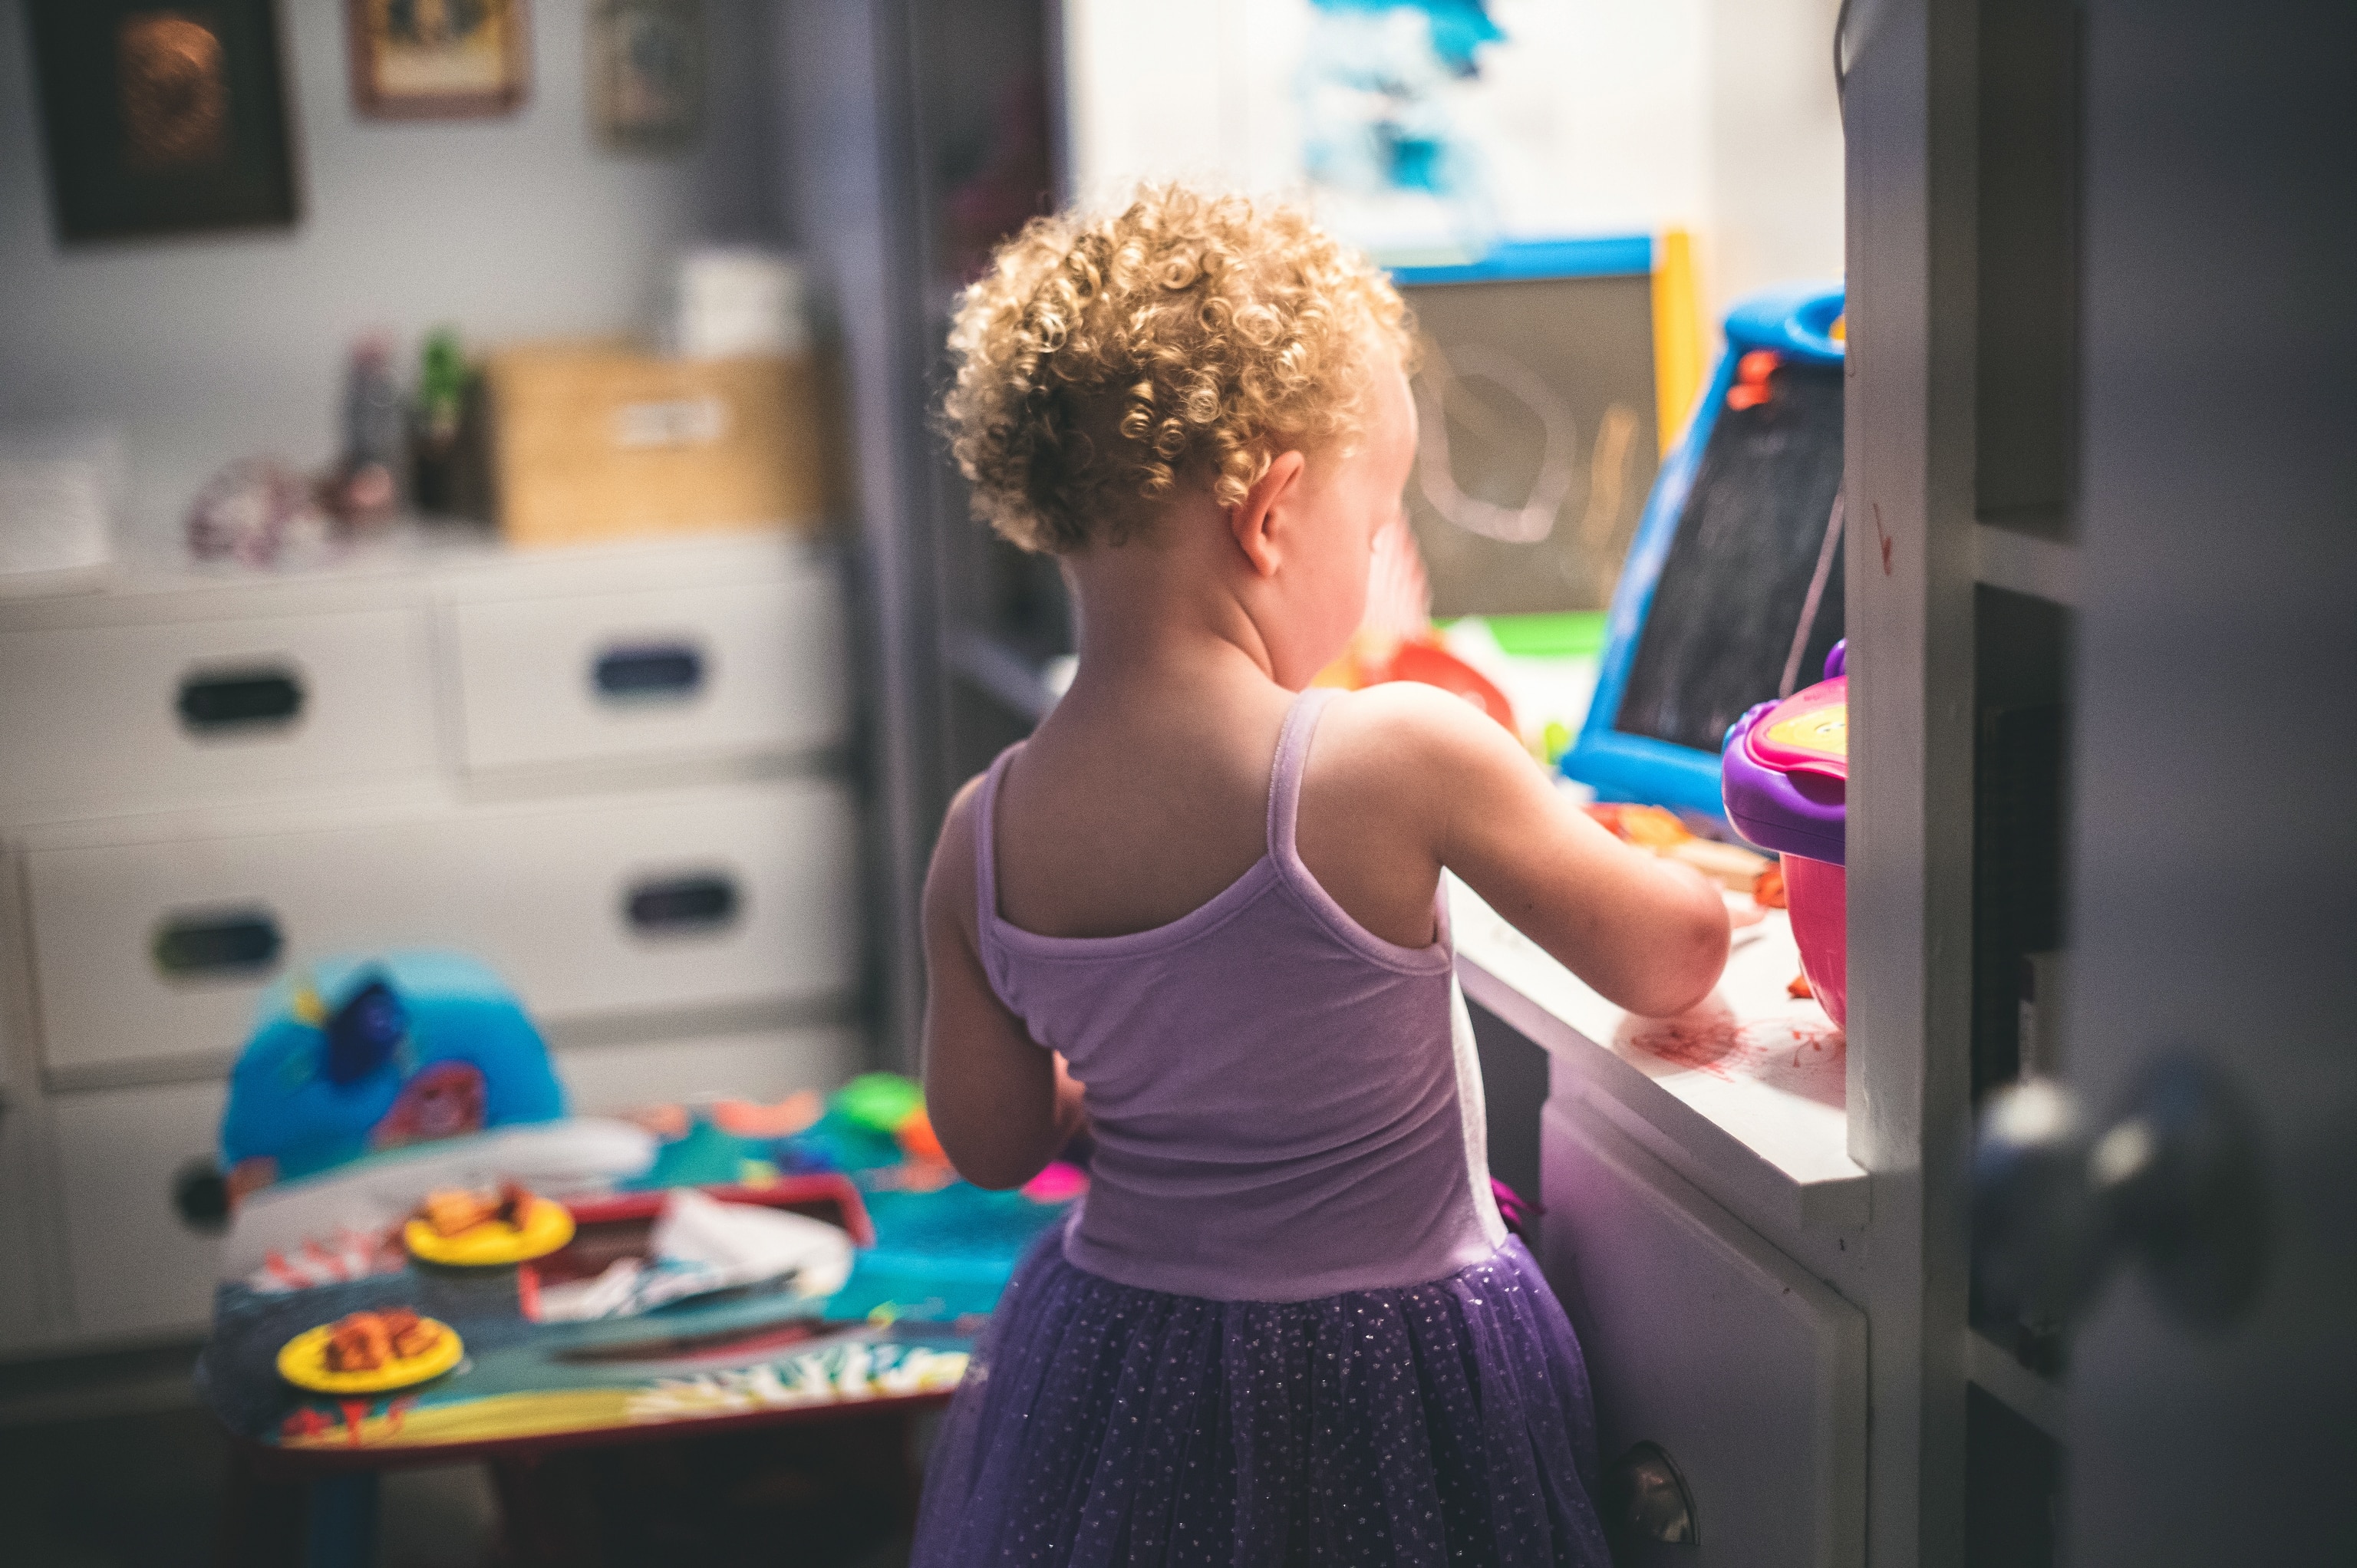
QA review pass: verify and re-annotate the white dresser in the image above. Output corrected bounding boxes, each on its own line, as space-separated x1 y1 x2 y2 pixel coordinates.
0 529 865 1356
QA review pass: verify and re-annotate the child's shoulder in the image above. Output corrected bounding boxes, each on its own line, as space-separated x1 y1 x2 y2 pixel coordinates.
924 769 995 934
1297 681 1544 867
1310 680 1531 790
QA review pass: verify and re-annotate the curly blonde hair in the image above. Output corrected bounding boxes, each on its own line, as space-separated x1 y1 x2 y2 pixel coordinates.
941 184 1411 554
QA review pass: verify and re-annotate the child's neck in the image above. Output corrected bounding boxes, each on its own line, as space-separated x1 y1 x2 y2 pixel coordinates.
1058 509 1285 711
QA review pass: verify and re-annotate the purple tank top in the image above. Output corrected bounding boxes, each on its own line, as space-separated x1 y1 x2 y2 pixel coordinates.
974 687 1506 1302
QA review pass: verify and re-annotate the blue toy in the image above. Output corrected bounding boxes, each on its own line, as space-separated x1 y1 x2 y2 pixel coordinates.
1564 285 1848 818
219 952 566 1190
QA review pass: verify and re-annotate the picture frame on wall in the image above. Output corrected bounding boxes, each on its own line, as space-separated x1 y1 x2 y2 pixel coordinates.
25 0 302 244
590 0 704 152
346 0 532 120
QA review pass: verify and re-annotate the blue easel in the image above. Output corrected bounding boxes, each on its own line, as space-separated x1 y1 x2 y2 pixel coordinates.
1562 285 1847 817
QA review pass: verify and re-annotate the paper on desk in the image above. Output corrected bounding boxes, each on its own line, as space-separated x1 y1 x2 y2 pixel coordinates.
226 1118 658 1287
535 1189 855 1323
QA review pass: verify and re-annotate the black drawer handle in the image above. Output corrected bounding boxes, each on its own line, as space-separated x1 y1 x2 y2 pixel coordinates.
173 1157 230 1235
594 642 705 701
177 665 305 732
153 908 283 977
625 874 740 934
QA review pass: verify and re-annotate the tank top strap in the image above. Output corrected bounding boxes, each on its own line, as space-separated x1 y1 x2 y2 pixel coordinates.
1266 687 1340 865
972 741 1025 959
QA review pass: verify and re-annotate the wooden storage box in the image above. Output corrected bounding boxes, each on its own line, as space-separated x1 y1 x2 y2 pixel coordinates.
488 346 833 546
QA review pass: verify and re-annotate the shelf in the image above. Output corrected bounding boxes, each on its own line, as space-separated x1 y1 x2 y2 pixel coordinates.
1974 522 2078 606
1965 1328 2066 1440
1449 878 1869 1238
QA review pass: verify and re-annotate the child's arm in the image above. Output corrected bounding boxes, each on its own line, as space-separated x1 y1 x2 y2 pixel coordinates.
1356 684 1732 1017
921 777 1087 1191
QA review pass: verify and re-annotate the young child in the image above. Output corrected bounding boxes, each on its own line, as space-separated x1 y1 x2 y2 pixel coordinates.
911 186 1730 1566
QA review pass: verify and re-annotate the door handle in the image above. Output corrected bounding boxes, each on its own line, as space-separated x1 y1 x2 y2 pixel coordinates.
1606 1440 1699 1546
1973 1054 2268 1332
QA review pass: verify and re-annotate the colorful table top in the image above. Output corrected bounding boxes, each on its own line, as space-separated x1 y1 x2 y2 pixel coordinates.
199 1168 1070 1464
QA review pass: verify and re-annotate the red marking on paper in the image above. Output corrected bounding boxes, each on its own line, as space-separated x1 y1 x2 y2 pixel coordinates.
1617 999 1849 1109
1620 1013 1742 1075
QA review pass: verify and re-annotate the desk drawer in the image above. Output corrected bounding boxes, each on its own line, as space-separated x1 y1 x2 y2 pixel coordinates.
446 571 848 773
0 609 437 819
51 1082 227 1343
24 779 862 1079
1541 1100 1865 1566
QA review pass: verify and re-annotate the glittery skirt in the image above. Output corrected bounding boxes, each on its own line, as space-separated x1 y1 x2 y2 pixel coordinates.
909 1227 1611 1566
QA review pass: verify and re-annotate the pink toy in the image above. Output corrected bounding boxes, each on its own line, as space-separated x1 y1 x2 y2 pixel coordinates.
1722 643 1849 1026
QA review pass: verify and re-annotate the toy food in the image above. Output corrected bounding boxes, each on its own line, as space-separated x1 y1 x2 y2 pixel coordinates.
325 1311 391 1372
404 1180 575 1266
419 1188 493 1237
417 1180 536 1238
1587 802 1691 852
895 1106 946 1165
280 1309 462 1393
1584 803 1769 891
834 1072 926 1138
1723 641 1849 1026
323 1307 443 1372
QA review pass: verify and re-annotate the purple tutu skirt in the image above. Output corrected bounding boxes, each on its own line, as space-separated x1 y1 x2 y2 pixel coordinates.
910 1229 1611 1566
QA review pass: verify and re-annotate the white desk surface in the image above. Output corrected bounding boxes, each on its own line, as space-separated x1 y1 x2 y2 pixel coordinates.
1449 875 1870 1235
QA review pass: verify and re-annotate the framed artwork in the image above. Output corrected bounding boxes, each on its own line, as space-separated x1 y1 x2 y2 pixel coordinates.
25 0 301 244
590 0 704 152
346 0 531 119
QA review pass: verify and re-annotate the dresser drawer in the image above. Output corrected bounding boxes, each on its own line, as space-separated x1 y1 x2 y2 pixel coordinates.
445 569 849 774
51 1082 228 1344
23 779 862 1079
0 608 437 819
554 1025 860 1118
0 1089 53 1352
1541 1099 1866 1567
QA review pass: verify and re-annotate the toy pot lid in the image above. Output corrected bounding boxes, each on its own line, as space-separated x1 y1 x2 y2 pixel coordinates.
1721 643 1848 865
1749 677 1848 784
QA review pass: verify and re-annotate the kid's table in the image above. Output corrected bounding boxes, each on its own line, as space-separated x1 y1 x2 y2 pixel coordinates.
199 1175 1069 1568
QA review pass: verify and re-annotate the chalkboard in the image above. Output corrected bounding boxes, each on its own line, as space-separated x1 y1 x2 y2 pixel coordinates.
1399 272 1661 616
1616 361 1845 753
1562 284 1847 819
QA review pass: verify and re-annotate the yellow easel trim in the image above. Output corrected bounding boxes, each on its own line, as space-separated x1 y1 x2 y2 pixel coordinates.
1652 228 1706 456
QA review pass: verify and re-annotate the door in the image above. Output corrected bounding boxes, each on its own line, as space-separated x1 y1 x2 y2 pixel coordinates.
2067 3 2357 1562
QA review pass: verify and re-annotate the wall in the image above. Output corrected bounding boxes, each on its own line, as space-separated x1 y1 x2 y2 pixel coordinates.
1703 0 1848 319
1060 0 1845 331
0 0 786 544
1063 0 1711 256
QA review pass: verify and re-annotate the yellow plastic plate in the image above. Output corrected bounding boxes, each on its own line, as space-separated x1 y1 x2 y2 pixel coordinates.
403 1197 576 1267
278 1317 463 1395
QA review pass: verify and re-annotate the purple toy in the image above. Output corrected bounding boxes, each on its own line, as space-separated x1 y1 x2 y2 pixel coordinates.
1723 641 1851 1025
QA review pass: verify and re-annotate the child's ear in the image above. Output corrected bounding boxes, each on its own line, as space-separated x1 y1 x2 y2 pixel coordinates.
1227 450 1308 578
